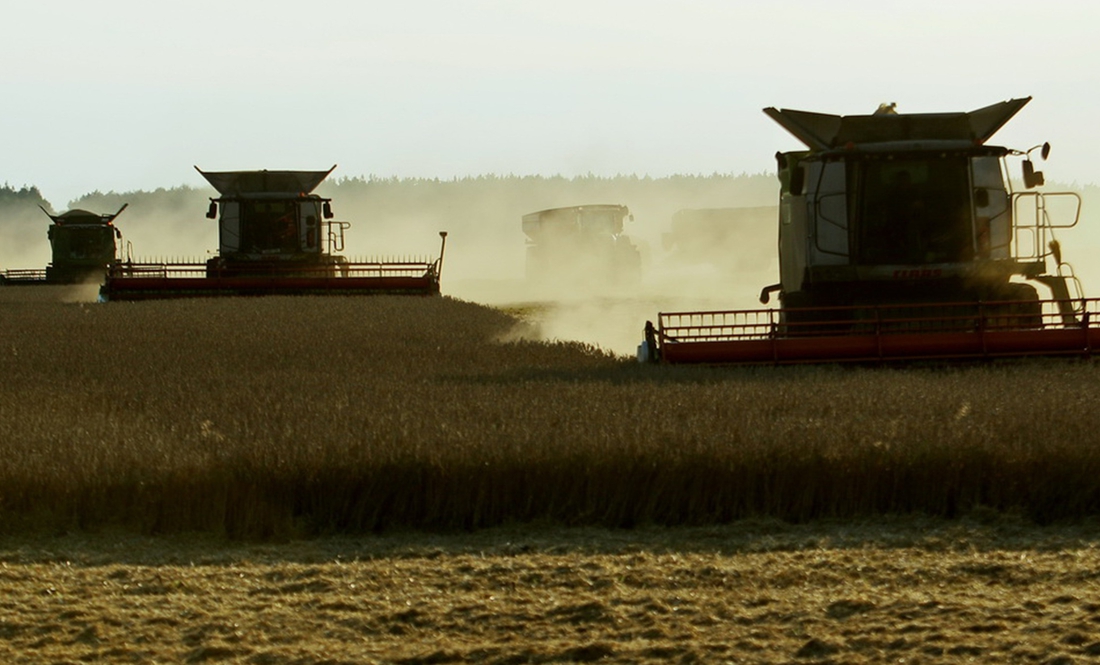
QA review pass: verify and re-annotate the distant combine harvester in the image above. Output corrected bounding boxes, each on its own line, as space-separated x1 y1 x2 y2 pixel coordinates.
522 204 641 291
101 166 448 301
0 205 129 286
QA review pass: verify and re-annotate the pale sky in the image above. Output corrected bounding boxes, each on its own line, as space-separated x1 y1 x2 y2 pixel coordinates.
3 0 1099 205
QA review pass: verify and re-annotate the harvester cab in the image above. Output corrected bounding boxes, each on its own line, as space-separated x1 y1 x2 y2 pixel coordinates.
643 97 1099 365
199 166 343 276
0 204 129 285
101 166 448 301
761 97 1080 316
523 204 641 287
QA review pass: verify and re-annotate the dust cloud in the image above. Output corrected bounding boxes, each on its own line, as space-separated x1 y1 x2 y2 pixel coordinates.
0 187 216 273
12 172 1099 357
0 195 53 271
446 215 780 357
1052 185 1100 298
318 175 780 356
69 188 216 262
0 174 784 355
0 191 110 303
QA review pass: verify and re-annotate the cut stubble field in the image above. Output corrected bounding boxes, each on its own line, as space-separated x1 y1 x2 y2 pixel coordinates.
4 521 1100 663
3 287 1100 662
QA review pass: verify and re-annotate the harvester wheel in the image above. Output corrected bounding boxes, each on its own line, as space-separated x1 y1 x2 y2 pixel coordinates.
991 283 1042 330
779 291 852 336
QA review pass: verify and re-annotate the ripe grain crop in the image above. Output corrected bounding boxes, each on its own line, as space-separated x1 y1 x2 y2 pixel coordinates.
2 291 1100 537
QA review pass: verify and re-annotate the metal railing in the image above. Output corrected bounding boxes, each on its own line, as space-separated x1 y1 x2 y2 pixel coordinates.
1012 191 1081 262
107 257 439 281
654 298 1100 365
0 269 48 282
659 298 1100 343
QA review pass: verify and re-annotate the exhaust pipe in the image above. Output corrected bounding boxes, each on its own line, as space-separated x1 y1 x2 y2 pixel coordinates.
759 283 781 305
436 231 448 283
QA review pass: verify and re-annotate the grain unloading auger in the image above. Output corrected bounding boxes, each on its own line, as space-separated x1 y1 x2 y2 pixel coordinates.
101 167 447 301
640 97 1099 365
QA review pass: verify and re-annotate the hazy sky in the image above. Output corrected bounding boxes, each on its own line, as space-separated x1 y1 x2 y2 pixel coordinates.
4 0 1099 206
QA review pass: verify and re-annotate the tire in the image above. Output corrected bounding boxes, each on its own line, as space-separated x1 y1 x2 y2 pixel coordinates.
990 282 1042 329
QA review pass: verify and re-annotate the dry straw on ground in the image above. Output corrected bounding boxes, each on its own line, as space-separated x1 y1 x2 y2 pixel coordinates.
2 290 1100 537
2 520 1100 663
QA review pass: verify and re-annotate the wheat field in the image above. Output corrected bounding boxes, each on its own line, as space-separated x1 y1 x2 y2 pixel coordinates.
4 288 1100 662
3 288 1100 536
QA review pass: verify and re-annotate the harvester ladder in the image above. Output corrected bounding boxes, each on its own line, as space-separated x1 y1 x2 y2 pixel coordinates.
327 221 350 253
1012 191 1080 263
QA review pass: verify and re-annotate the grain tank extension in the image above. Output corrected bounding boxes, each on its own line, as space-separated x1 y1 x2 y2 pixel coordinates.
643 98 1100 364
102 166 447 301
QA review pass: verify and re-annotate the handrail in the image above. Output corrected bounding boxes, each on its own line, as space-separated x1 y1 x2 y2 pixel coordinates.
1012 191 1082 262
108 258 438 281
659 298 1100 343
654 298 1100 365
0 269 48 282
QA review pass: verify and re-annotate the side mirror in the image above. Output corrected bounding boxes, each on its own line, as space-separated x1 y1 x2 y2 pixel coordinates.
323 202 334 219
1023 160 1045 189
1041 142 1051 160
114 228 122 239
206 202 218 219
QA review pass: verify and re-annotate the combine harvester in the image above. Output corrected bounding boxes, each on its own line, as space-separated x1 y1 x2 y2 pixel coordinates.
0 205 129 285
641 97 1099 364
102 167 446 301
523 204 641 287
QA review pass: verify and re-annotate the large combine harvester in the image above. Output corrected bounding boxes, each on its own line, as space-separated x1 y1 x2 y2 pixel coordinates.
523 204 641 287
642 97 1099 364
102 167 447 301
0 205 128 285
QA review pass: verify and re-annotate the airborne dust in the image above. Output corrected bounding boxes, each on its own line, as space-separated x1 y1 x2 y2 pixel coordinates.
0 175 783 355
343 176 784 356
2 175 1098 355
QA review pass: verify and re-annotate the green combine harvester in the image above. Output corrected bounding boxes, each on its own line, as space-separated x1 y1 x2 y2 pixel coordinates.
0 205 128 286
100 166 447 301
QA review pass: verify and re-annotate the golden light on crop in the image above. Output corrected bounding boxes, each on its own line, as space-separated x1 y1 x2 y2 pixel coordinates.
2 291 1100 538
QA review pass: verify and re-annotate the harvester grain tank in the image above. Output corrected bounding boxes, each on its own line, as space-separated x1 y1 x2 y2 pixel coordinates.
642 97 1100 364
523 204 640 286
101 166 447 301
0 205 128 285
